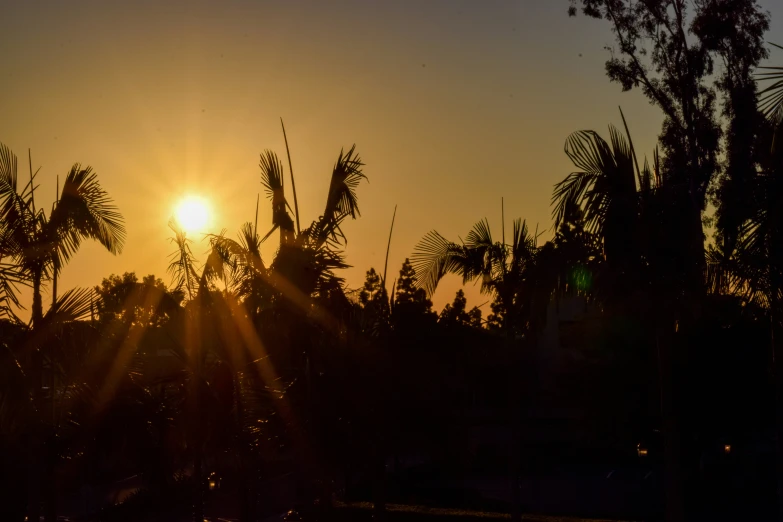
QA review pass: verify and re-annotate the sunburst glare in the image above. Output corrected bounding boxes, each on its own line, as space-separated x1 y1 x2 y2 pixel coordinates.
174 196 211 234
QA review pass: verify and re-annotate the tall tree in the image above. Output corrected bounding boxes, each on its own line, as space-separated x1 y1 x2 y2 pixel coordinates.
439 289 482 328
358 268 391 336
258 145 365 303
208 222 271 317
696 2 770 256
552 117 649 303
0 143 125 522
251 136 368 516
94 272 182 326
0 144 126 326
413 218 539 338
566 4 771 519
566 0 770 300
729 99 783 522
412 217 540 522
392 259 437 331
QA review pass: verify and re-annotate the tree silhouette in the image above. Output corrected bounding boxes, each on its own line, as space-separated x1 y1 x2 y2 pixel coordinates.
94 272 182 326
0 143 125 522
392 258 436 332
0 144 126 326
413 217 542 522
439 289 481 328
565 5 773 519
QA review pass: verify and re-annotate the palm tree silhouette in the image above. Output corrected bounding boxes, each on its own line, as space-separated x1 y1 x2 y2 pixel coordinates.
551 111 660 304
163 130 368 519
0 143 125 522
413 218 539 336
0 143 126 325
259 144 365 301
412 216 539 522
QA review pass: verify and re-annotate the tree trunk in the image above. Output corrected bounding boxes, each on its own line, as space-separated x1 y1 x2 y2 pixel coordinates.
52 267 58 309
43 432 57 522
775 319 783 522
26 437 41 522
32 270 43 326
44 332 59 522
234 373 253 522
771 268 783 522
372 442 386 522
238 466 252 522
193 454 204 522
27 270 44 522
506 326 521 522
658 321 685 522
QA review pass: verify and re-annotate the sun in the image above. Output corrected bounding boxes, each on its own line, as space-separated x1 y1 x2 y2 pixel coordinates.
174 196 211 234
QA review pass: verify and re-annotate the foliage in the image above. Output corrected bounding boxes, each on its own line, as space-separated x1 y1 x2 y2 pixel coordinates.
439 290 482 329
757 41 783 122
568 0 771 301
393 259 437 330
0 143 126 325
413 218 540 338
95 272 182 326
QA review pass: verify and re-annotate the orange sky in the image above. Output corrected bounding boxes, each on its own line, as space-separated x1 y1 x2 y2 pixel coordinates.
3 0 782 318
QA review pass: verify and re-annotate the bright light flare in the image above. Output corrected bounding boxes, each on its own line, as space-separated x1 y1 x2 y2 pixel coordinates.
174 196 211 233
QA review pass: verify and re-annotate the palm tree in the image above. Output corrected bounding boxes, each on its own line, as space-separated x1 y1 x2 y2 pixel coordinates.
551 113 656 304
0 143 125 522
165 219 224 522
208 222 271 317
257 145 365 303
167 219 297 522
727 57 783 518
0 286 112 522
0 143 126 325
726 44 783 520
413 218 540 337
552 116 710 522
412 216 540 522
164 128 368 519
257 141 367 514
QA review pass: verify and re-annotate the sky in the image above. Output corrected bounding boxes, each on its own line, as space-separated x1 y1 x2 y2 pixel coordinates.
2 0 782 317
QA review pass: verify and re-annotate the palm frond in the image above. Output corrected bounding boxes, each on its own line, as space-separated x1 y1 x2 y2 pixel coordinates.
511 219 535 271
210 225 265 273
555 125 640 254
552 171 596 229
465 218 493 250
564 130 613 176
323 145 366 223
411 230 465 296
47 165 126 271
201 237 233 291
259 150 294 241
607 124 635 186
239 222 262 262
259 150 285 202
0 144 38 269
554 130 612 234
310 211 350 250
40 287 94 325
0 142 18 203
758 43 783 125
0 261 26 320
463 219 500 287
167 220 200 300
